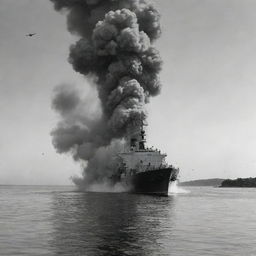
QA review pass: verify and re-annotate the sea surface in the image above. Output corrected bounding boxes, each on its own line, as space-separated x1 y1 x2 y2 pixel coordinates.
0 185 255 256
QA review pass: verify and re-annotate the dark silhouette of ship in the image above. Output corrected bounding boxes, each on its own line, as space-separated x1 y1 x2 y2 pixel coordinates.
112 123 179 196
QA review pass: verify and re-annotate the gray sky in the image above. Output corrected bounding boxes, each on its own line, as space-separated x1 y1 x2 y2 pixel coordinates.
1 0 256 185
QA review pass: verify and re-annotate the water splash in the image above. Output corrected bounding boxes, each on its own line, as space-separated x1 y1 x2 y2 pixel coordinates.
169 181 190 194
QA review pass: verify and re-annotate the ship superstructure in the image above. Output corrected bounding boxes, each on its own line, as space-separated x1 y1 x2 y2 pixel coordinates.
115 123 179 196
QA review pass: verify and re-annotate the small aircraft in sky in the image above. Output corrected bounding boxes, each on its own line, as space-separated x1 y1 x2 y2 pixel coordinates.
26 33 36 37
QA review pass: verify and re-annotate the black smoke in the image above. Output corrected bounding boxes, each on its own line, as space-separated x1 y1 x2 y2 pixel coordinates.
50 0 163 188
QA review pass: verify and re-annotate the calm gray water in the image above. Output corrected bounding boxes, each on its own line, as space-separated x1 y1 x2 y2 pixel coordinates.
0 185 255 256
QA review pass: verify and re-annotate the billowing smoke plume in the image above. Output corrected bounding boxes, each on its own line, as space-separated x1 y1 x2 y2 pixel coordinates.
50 0 162 188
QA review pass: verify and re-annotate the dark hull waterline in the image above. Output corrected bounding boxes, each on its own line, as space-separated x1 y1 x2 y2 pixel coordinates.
129 168 175 196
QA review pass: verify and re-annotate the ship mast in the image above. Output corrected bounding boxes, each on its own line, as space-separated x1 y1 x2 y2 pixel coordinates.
129 118 147 151
138 120 146 150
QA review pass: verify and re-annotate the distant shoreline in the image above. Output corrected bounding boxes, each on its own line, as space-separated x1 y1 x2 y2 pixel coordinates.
179 177 256 187
179 178 224 187
220 177 256 188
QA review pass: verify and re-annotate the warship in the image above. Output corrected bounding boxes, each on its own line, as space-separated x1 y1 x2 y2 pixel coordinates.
112 123 179 196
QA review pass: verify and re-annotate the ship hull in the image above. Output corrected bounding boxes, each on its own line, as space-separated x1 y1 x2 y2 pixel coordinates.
129 168 176 196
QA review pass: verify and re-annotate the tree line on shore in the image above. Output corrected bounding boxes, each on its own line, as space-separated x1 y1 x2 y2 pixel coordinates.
221 177 256 187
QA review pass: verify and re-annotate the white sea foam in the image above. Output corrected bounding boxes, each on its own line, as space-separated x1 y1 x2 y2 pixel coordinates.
168 181 190 194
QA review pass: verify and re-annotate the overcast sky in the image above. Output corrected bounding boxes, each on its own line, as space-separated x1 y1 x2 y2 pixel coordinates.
1 0 256 185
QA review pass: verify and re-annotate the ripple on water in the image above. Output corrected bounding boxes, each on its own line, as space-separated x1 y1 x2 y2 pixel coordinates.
0 185 255 256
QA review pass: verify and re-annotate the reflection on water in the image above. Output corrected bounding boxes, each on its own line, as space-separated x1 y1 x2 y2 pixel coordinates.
1 186 256 256
50 192 175 256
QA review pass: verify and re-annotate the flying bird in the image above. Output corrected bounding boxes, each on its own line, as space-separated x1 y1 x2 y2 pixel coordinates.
26 33 36 37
